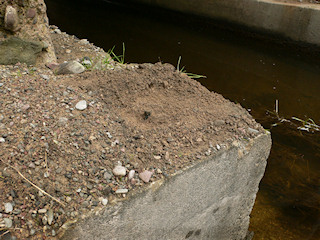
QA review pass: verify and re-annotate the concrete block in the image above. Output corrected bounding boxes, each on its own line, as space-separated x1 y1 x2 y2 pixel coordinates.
60 132 271 240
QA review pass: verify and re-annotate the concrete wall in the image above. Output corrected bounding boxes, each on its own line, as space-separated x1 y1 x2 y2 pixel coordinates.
60 133 271 240
131 0 320 46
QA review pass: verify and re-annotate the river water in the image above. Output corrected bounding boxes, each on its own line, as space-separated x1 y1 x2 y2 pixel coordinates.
45 0 320 239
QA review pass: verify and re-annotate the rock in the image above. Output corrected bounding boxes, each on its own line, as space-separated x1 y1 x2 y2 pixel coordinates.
139 170 153 183
52 229 56 236
4 6 19 32
47 209 54 225
0 137 5 143
103 171 113 180
248 127 259 134
0 37 44 65
56 61 86 75
4 218 12 228
42 215 47 225
66 196 72 203
115 189 128 194
54 28 62 34
75 100 87 111
101 198 108 206
30 229 36 235
26 8 36 18
153 155 161 160
46 62 59 70
112 165 127 176
58 117 68 126
40 74 50 80
28 162 36 168
128 170 135 180
5 203 13 213
38 208 47 214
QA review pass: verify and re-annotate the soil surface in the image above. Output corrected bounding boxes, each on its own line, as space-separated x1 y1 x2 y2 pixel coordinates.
275 0 320 4
0 27 263 239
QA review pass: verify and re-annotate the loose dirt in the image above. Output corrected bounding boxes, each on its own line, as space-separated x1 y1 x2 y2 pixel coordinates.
0 27 263 239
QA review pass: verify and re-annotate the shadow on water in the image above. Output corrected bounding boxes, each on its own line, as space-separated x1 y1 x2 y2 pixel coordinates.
45 0 320 238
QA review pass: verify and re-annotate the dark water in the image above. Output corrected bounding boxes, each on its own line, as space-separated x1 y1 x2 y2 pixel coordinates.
45 0 320 239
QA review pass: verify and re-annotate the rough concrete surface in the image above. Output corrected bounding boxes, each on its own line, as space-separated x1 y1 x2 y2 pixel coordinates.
132 0 320 46
61 133 271 240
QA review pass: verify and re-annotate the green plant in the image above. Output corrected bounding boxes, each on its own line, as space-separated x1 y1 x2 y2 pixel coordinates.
106 43 126 64
176 56 206 79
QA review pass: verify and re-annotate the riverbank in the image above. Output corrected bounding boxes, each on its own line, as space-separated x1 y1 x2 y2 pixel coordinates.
0 27 271 239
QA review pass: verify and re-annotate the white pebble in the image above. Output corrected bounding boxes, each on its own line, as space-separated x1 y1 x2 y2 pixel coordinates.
101 198 108 206
115 189 128 194
4 218 12 228
0 137 5 143
216 144 221 150
75 100 87 111
112 165 127 176
4 203 13 213
128 170 135 180
38 208 47 214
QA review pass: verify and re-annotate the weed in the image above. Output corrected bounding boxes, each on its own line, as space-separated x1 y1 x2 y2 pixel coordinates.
106 43 126 64
176 56 206 79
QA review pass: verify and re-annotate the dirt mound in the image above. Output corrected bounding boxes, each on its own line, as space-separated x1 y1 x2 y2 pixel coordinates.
0 28 263 239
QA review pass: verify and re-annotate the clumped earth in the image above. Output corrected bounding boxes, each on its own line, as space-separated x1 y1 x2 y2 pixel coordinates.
0 27 264 239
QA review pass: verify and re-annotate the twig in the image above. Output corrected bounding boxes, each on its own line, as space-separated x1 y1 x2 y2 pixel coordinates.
275 99 279 114
0 159 65 207
0 230 10 238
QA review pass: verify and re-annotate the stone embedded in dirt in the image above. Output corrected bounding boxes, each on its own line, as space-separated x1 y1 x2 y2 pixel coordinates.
46 62 59 70
4 203 13 213
112 165 127 176
128 170 135 180
58 117 68 126
0 137 5 143
26 8 36 18
4 218 12 228
4 6 19 32
115 189 128 194
139 170 153 183
103 171 113 180
38 208 47 214
101 198 108 206
56 61 86 75
47 209 54 225
75 100 87 111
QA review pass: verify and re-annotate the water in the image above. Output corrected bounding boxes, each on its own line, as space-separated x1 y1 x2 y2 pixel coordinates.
45 0 320 238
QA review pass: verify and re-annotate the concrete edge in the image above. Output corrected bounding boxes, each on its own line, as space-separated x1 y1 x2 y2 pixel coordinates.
130 0 320 46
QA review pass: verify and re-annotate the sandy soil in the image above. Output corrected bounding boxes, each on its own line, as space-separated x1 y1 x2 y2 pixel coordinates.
0 27 263 239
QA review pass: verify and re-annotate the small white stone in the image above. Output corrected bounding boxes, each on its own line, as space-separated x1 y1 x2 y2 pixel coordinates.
47 209 54 225
0 137 5 143
101 198 108 206
112 165 127 176
4 203 13 213
115 189 128 194
75 100 87 111
153 155 161 160
216 144 221 150
4 218 12 228
128 170 135 180
38 209 47 214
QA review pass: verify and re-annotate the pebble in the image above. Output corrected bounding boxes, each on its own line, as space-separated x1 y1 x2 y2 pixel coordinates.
112 165 127 176
42 216 48 225
0 137 5 143
248 127 259 134
128 170 135 180
66 196 72 202
153 155 161 160
115 188 128 194
52 229 56 236
47 209 54 225
30 229 36 235
103 171 112 180
216 144 221 150
139 170 153 183
28 162 36 168
75 100 87 111
38 208 47 214
5 202 13 213
4 218 12 228
54 28 61 34
101 198 108 206
40 74 50 80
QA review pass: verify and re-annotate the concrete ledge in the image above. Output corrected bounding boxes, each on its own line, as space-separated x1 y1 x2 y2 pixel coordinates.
131 0 320 46
60 133 271 240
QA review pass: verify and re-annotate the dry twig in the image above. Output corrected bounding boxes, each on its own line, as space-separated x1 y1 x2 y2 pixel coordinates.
0 159 66 207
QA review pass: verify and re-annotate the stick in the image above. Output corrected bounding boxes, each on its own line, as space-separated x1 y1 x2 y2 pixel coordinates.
0 230 9 238
0 159 65 207
275 99 279 114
